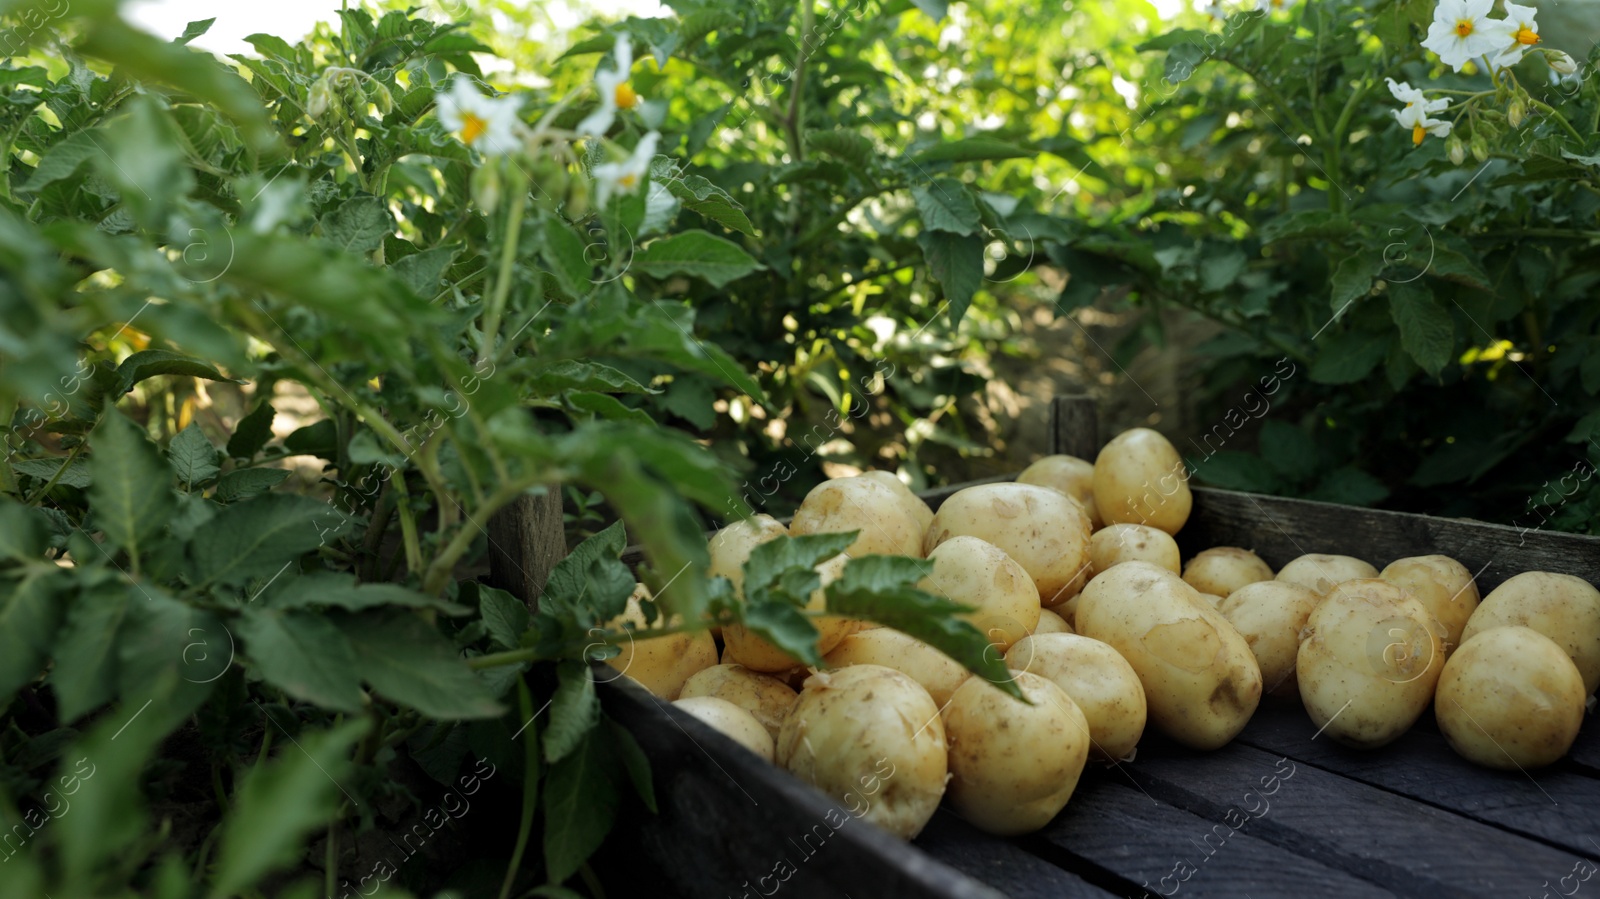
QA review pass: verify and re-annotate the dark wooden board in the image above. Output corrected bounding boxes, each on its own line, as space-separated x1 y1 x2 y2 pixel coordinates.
1023 773 1396 899
915 810 1120 899
1130 733 1595 897
600 673 1008 899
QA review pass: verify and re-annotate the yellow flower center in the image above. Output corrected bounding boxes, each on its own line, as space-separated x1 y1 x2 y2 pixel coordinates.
614 81 639 109
1513 25 1540 46
1454 19 1474 37
1271 0 1284 7
618 173 638 189
1413 123 1426 145
460 112 488 145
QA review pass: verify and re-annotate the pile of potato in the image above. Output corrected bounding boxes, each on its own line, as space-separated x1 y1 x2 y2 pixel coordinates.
605 426 1600 840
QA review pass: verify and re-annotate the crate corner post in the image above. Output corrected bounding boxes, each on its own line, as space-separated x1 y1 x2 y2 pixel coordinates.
486 483 566 609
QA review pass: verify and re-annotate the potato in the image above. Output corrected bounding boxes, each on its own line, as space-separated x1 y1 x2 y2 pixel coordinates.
708 514 789 598
1183 547 1274 598
1089 524 1181 577
1218 581 1320 695
1435 627 1585 770
941 673 1090 836
673 697 775 762
1016 454 1101 528
823 629 971 707
778 665 948 838
1034 608 1073 635
857 470 935 536
1074 562 1261 750
1295 579 1444 748
602 583 717 699
790 477 923 558
723 554 855 672
1092 428 1192 535
1275 553 1378 595
1005 634 1146 761
679 664 798 742
1460 571 1600 695
919 536 1041 651
924 483 1092 607
1195 593 1225 608
1379 555 1480 654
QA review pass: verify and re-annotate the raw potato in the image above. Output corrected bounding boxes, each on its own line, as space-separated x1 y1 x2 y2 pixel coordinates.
942 673 1091 836
1460 571 1600 695
1089 524 1181 577
1006 634 1146 761
858 470 935 535
923 483 1092 607
1034 608 1073 635
790 477 924 558
823 629 972 706
1218 581 1321 694
679 664 798 742
1379 555 1480 654
708 514 790 598
1074 562 1261 750
673 697 775 762
1183 547 1275 598
1435 627 1585 770
1296 579 1444 748
723 554 856 672
1276 554 1378 595
603 584 717 700
778 665 948 839
1195 593 1225 609
1016 455 1101 528
1092 428 1193 535
919 536 1041 650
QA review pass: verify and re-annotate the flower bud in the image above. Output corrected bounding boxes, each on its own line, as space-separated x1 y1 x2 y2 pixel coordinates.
1507 97 1527 128
565 175 591 220
307 79 333 119
1447 135 1466 166
1546 50 1578 75
472 163 502 214
1470 133 1489 163
368 80 395 116
1460 60 1478 76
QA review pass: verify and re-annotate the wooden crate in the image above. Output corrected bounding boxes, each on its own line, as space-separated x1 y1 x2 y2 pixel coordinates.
602 395 1600 898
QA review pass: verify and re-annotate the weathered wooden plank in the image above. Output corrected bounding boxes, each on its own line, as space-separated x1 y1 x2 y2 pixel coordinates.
600 674 1006 899
1179 487 1600 594
1028 773 1396 898
1130 731 1596 897
1233 700 1600 859
915 810 1120 899
1049 394 1100 461
486 485 566 609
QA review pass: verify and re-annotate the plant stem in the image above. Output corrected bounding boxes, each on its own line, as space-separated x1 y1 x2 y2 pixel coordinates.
419 474 547 595
481 183 529 361
1527 97 1586 143
395 477 424 578
498 679 540 899
23 441 85 505
325 820 340 899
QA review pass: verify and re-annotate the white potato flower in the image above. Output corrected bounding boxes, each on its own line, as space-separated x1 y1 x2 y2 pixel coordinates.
578 33 643 139
1387 79 1454 146
1492 1 1541 67
1256 0 1297 11
1422 0 1515 72
592 131 660 207
435 78 522 156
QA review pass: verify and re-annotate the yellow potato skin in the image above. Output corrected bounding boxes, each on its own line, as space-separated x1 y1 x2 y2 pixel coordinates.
708 515 789 598
679 664 798 742
778 665 948 839
942 673 1091 836
923 483 1092 607
723 554 855 672
857 470 935 536
1034 608 1073 635
1075 562 1261 750
1379 555 1479 655
1218 581 1320 695
1460 571 1600 695
673 697 776 762
790 477 924 558
919 535 1041 651
1089 524 1181 578
603 584 717 700
1016 455 1101 529
1091 428 1193 535
1435 626 1585 770
1006 633 1146 761
1183 547 1275 598
823 629 972 707
1275 554 1378 596
1296 579 1444 749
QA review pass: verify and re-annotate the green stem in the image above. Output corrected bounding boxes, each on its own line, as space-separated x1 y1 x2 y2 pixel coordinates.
325 819 340 899
419 475 546 595
395 477 424 578
1528 97 1586 143
498 679 540 899
481 184 530 361
23 441 85 505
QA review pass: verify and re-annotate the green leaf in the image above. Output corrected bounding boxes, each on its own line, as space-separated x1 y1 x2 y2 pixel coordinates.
11 458 93 490
321 196 393 254
544 660 600 764
168 422 221 488
1330 252 1384 314
912 179 982 235
631 230 765 287
543 727 619 885
20 129 100 192
176 18 215 44
49 587 129 721
89 411 176 566
909 0 949 19
543 520 635 625
1258 211 1353 244
1189 450 1281 493
541 217 593 298
529 360 655 396
742 601 824 665
1257 420 1320 484
0 572 67 701
917 230 984 324
284 420 338 459
808 130 877 169
1388 281 1454 377
742 533 857 606
94 97 193 228
115 349 234 395
391 244 459 297
237 609 364 712
207 720 370 899
190 494 349 588
268 572 470 615
1309 330 1389 384
658 171 757 237
1308 468 1390 506
227 401 276 459
343 612 502 719
607 717 656 813
0 499 52 562
567 391 654 424
478 583 530 650
212 467 292 503
913 137 1034 164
